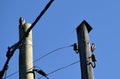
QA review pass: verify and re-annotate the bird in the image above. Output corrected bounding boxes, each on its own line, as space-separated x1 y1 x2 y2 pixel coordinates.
91 43 96 52
19 17 25 26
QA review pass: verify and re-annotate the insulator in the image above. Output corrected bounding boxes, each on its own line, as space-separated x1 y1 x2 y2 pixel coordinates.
91 54 97 62
73 43 78 53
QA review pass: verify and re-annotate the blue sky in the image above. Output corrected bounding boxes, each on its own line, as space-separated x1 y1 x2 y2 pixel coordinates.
0 0 120 79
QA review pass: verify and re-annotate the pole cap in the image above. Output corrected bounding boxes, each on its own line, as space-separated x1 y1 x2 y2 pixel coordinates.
76 20 92 33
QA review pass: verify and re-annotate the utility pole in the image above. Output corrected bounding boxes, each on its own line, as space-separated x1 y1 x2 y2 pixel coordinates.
0 1 54 79
76 20 94 79
18 1 54 79
19 19 34 79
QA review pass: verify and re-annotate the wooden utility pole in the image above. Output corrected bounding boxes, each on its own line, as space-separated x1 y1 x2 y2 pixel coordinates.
76 20 94 79
19 20 34 79
0 1 54 79
18 1 54 79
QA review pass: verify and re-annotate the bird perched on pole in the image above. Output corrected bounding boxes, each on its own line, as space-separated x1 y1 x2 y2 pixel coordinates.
91 43 96 52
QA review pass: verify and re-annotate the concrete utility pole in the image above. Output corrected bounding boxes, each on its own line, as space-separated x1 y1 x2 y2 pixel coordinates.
19 19 34 79
76 20 94 79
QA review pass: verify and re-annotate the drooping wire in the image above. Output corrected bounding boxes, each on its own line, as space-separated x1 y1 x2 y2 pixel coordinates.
48 60 80 75
38 60 80 79
4 44 74 79
33 44 73 63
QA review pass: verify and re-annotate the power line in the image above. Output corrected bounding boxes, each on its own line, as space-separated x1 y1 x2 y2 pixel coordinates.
4 44 74 79
33 44 73 63
4 67 34 79
48 60 80 75
3 71 18 79
38 60 80 79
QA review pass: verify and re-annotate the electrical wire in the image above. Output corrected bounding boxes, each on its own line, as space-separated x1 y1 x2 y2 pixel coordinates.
4 67 35 79
48 60 80 75
3 71 18 79
33 44 73 63
4 44 74 79
38 60 80 79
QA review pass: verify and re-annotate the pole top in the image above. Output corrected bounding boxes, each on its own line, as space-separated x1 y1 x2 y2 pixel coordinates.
76 20 92 33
